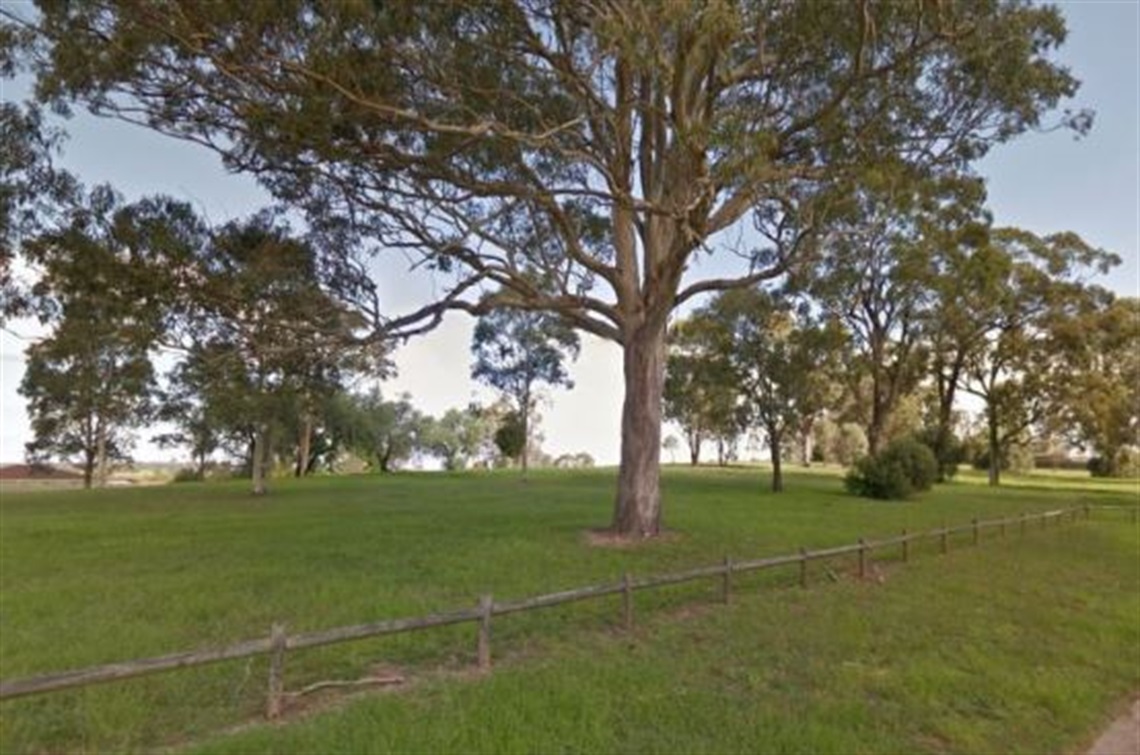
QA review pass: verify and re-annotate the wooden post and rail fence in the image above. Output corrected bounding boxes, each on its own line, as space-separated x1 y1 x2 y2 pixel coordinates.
0 503 1132 718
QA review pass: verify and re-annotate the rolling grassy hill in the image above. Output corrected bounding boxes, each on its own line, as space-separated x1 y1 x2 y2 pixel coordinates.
0 466 1136 752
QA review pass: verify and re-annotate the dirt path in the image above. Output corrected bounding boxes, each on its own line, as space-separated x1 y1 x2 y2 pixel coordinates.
1087 699 1140 755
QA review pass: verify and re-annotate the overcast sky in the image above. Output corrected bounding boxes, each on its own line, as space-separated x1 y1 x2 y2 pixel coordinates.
1 3 1137 466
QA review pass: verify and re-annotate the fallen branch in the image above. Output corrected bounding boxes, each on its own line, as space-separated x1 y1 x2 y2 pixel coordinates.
285 674 405 699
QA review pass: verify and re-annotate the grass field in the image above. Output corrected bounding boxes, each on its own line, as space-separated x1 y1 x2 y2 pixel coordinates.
0 465 1136 753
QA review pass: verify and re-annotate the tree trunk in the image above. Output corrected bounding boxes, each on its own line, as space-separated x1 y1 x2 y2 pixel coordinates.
687 429 701 465
867 337 885 456
612 323 667 538
521 385 530 479
251 425 268 495
987 408 1001 487
770 427 784 493
934 356 963 482
195 449 207 479
82 449 95 490
95 419 108 488
867 402 884 457
799 418 814 467
295 416 312 477
934 421 952 482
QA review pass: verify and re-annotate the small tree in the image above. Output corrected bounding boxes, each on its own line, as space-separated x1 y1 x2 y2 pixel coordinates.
422 404 500 471
18 187 193 486
958 228 1118 486
167 212 372 494
22 321 154 487
331 389 425 474
1053 296 1140 475
472 309 579 477
678 288 845 492
664 317 738 466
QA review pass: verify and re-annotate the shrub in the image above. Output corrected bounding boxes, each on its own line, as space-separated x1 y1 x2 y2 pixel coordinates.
845 455 913 499
1089 448 1140 478
171 467 203 483
845 437 939 500
914 425 964 481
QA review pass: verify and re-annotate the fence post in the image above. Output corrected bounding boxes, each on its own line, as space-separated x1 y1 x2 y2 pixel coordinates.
901 529 909 563
622 572 634 631
266 622 287 720
940 525 948 555
722 557 732 605
972 518 979 546
858 538 867 579
799 548 809 588
477 594 493 671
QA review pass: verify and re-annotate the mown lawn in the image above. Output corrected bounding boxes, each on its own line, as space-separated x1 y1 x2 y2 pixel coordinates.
0 466 1136 753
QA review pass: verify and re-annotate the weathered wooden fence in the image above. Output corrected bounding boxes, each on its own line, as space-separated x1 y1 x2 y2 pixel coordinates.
0 503 1123 717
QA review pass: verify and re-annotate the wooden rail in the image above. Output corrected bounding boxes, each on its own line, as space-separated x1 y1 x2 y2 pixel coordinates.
0 504 1118 709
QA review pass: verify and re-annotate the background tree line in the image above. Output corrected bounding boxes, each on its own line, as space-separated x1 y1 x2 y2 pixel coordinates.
2 130 586 489
664 192 1137 493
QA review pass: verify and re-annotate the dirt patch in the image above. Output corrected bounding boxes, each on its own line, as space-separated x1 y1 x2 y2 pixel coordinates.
1086 698 1139 755
668 602 717 622
583 528 685 548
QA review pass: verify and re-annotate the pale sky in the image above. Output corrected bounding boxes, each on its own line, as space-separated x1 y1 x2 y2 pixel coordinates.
1 3 1137 466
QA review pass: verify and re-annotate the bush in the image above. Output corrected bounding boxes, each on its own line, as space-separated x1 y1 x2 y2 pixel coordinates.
1088 448 1140 478
914 426 964 481
846 455 913 499
845 437 939 500
171 467 203 483
1034 454 1088 471
974 444 1034 475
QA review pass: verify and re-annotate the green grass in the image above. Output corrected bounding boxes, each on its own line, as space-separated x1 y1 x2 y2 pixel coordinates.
1 466 1136 753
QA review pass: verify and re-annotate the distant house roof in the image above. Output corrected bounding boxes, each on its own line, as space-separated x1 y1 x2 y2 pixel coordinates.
0 464 85 480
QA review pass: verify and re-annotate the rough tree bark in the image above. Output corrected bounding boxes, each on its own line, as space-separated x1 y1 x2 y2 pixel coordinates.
612 323 668 538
